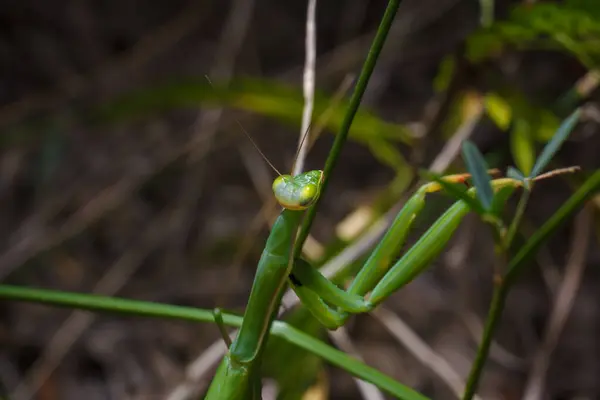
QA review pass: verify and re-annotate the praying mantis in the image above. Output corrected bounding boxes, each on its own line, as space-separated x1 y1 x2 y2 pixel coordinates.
203 135 561 398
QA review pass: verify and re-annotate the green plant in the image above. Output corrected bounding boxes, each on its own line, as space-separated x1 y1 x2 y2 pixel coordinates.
2 1 599 399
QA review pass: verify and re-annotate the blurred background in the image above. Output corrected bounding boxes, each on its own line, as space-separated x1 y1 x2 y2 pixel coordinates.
1 0 600 399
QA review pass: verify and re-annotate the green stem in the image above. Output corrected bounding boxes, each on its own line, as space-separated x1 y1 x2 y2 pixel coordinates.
461 282 506 400
0 284 231 324
293 0 401 259
462 170 600 400
503 188 531 251
0 284 428 400
506 172 600 283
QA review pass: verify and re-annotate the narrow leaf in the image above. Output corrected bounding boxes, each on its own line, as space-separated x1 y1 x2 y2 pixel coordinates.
368 138 410 172
484 93 512 130
530 108 581 177
420 170 484 215
506 169 600 281
462 141 494 210
506 166 525 181
490 185 517 219
433 56 456 93
510 118 535 175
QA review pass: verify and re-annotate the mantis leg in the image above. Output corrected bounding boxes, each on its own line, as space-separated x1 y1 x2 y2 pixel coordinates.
288 199 469 328
205 208 305 400
288 177 520 329
286 186 427 327
290 280 348 329
290 258 370 313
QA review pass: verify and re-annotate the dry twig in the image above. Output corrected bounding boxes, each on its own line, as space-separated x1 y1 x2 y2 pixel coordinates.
522 208 592 400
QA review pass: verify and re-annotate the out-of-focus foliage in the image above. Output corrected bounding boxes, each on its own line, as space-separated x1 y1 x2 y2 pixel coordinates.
531 108 582 178
468 0 600 67
484 90 562 140
510 118 536 176
100 77 414 172
2 1 599 399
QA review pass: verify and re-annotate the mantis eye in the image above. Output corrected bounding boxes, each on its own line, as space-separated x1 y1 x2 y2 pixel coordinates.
272 175 288 194
300 184 317 204
272 170 323 210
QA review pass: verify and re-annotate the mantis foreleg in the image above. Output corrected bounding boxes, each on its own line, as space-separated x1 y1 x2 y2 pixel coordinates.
205 171 324 399
287 177 521 328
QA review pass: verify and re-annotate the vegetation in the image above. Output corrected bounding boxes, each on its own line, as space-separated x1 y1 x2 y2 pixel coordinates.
0 1 599 399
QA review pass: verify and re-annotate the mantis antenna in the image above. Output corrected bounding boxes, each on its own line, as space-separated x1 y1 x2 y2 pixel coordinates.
204 75 282 177
232 119 283 177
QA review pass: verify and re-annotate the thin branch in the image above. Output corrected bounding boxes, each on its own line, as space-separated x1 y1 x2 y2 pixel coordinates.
462 172 600 400
460 313 526 371
297 3 382 398
165 12 485 399
522 208 592 400
329 329 386 400
165 87 480 400
164 0 255 268
293 0 318 176
11 211 176 400
373 307 482 400
288 97 483 296
0 1 211 130
0 7 453 281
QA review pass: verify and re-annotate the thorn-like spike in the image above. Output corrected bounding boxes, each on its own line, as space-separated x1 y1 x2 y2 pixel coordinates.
213 308 232 348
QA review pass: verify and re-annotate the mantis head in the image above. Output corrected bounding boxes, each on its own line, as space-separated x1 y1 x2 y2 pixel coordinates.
272 170 324 210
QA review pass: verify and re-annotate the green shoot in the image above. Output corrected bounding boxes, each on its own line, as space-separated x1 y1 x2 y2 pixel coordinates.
461 140 494 210
530 108 581 178
419 170 484 215
506 166 525 182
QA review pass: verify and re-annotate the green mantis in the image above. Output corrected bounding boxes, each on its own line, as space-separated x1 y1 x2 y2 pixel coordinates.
204 157 531 399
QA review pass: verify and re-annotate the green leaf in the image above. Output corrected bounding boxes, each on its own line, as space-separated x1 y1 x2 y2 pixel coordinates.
420 170 485 215
536 109 561 141
367 137 410 172
98 78 413 144
463 170 600 400
466 31 506 63
433 56 456 93
462 141 494 210
485 93 512 130
96 78 414 172
490 185 518 219
510 118 536 175
506 166 525 182
507 166 532 191
466 2 600 68
506 169 600 281
479 0 495 27
530 108 581 177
